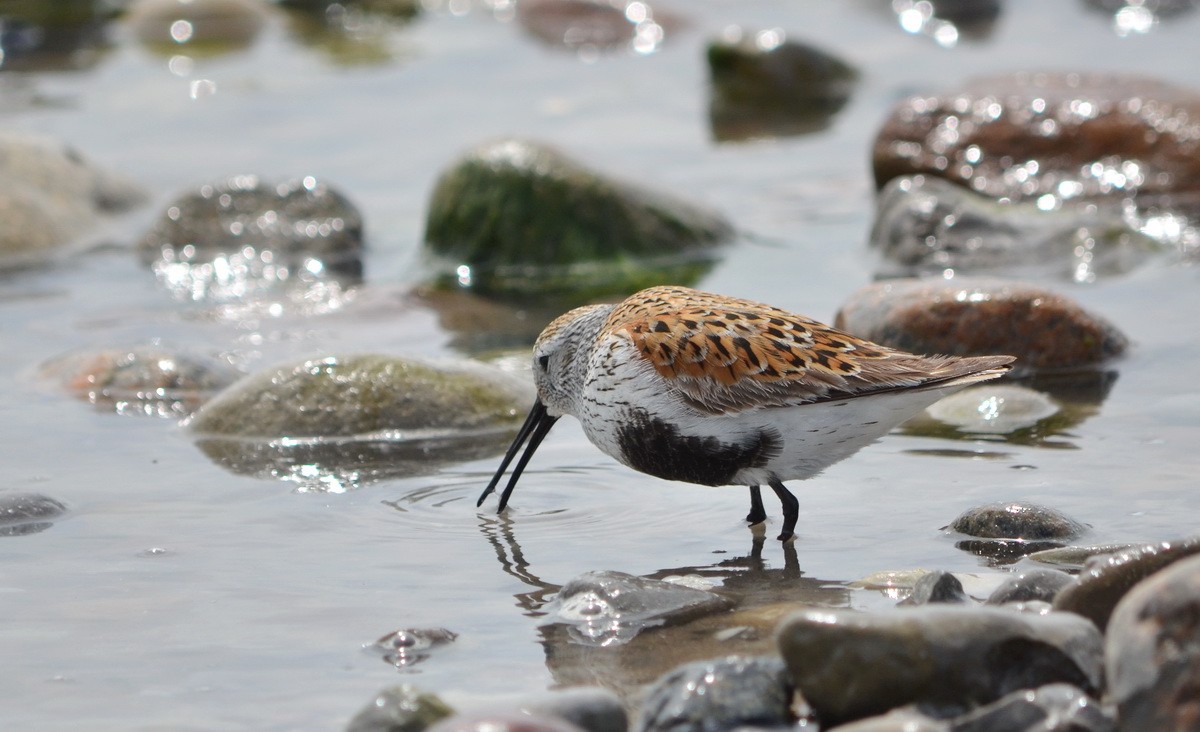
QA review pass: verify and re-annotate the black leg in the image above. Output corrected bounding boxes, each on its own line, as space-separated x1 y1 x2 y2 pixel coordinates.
746 485 767 524
768 478 799 543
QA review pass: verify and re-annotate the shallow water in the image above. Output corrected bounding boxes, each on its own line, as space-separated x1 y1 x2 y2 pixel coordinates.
2 1 1200 729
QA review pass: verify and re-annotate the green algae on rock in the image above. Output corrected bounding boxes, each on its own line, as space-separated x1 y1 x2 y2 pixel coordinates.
423 139 732 304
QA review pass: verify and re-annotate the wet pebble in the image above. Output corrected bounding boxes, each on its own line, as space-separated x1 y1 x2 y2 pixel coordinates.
947 683 1113 732
0 493 68 537
516 0 676 54
985 568 1076 606
706 28 857 141
138 175 363 304
948 501 1087 541
517 687 627 732
422 138 731 305
1052 536 1200 631
540 570 732 646
371 627 458 668
870 175 1166 283
834 277 1128 373
127 0 269 53
776 605 1103 724
634 655 792 732
897 571 969 606
345 684 455 732
872 71 1200 201
41 344 242 417
1106 553 1200 731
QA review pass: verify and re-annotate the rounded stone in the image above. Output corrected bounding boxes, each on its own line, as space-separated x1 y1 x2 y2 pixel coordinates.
634 655 792 732
948 502 1087 541
947 683 1113 732
516 0 677 53
127 0 269 53
345 684 455 732
427 714 586 732
423 139 731 303
897 570 969 606
517 687 628 732
370 628 458 669
1106 553 1200 731
985 568 1076 605
1052 537 1200 631
834 278 1128 373
0 493 68 537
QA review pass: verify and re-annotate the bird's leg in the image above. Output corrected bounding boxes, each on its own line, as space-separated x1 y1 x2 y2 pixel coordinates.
768 478 799 543
746 485 767 525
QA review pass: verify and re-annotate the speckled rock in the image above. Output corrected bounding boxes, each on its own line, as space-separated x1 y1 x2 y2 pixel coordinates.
40 344 242 417
540 570 732 646
897 571 969 606
948 502 1087 541
706 28 857 141
0 493 68 537
870 175 1167 283
345 684 455 732
985 568 1076 605
0 132 145 267
1106 554 1200 731
776 606 1103 724
139 175 363 304
517 687 628 732
370 628 458 668
634 656 792 732
948 683 1114 731
423 139 731 304
128 0 269 53
872 72 1200 201
516 0 676 54
1053 537 1200 631
834 278 1128 373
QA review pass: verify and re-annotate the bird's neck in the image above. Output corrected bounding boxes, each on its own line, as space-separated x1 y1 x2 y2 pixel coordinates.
556 303 616 416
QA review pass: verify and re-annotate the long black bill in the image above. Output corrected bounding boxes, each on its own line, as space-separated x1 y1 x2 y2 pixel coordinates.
476 400 559 512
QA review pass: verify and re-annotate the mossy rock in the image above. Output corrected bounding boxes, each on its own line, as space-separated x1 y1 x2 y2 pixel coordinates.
186 354 530 439
423 139 732 304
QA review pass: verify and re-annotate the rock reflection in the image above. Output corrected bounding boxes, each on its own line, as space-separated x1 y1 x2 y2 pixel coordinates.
280 0 420 66
479 517 848 707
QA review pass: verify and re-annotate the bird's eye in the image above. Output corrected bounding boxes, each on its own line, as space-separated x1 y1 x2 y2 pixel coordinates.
537 355 550 371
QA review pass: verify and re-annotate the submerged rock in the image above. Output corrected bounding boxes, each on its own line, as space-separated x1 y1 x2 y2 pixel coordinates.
634 656 792 732
279 0 420 65
870 175 1169 283
834 278 1129 373
127 0 269 54
517 687 628 732
872 72 1200 202
1026 543 1142 571
0 132 145 268
897 571 969 606
370 627 458 669
706 28 857 141
985 568 1076 606
540 570 732 646
1052 537 1200 631
186 355 530 491
516 0 676 55
947 502 1087 541
139 175 363 305
423 139 731 304
0 493 68 537
41 344 242 417
345 683 454 732
1106 553 1200 731
777 606 1103 724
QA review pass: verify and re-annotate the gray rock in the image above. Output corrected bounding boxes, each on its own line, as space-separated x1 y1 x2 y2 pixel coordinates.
423 138 731 305
1106 554 1200 731
706 29 857 141
634 656 792 732
40 345 242 418
370 627 458 669
0 493 68 537
948 502 1087 541
516 0 678 53
0 132 145 268
986 569 1076 606
345 684 454 732
948 683 1114 732
139 175 363 304
1026 544 1142 571
1052 537 1200 631
128 0 269 54
518 687 628 732
776 606 1103 725
898 571 969 606
540 571 732 646
834 278 1128 374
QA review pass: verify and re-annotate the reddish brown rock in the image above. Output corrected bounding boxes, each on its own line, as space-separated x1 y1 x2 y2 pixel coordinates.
872 72 1200 201
833 278 1128 372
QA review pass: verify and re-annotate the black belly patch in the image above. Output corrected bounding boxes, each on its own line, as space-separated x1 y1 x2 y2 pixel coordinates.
615 409 781 486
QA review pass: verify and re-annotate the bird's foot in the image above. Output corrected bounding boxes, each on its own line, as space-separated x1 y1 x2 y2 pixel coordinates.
745 509 767 525
776 530 796 543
